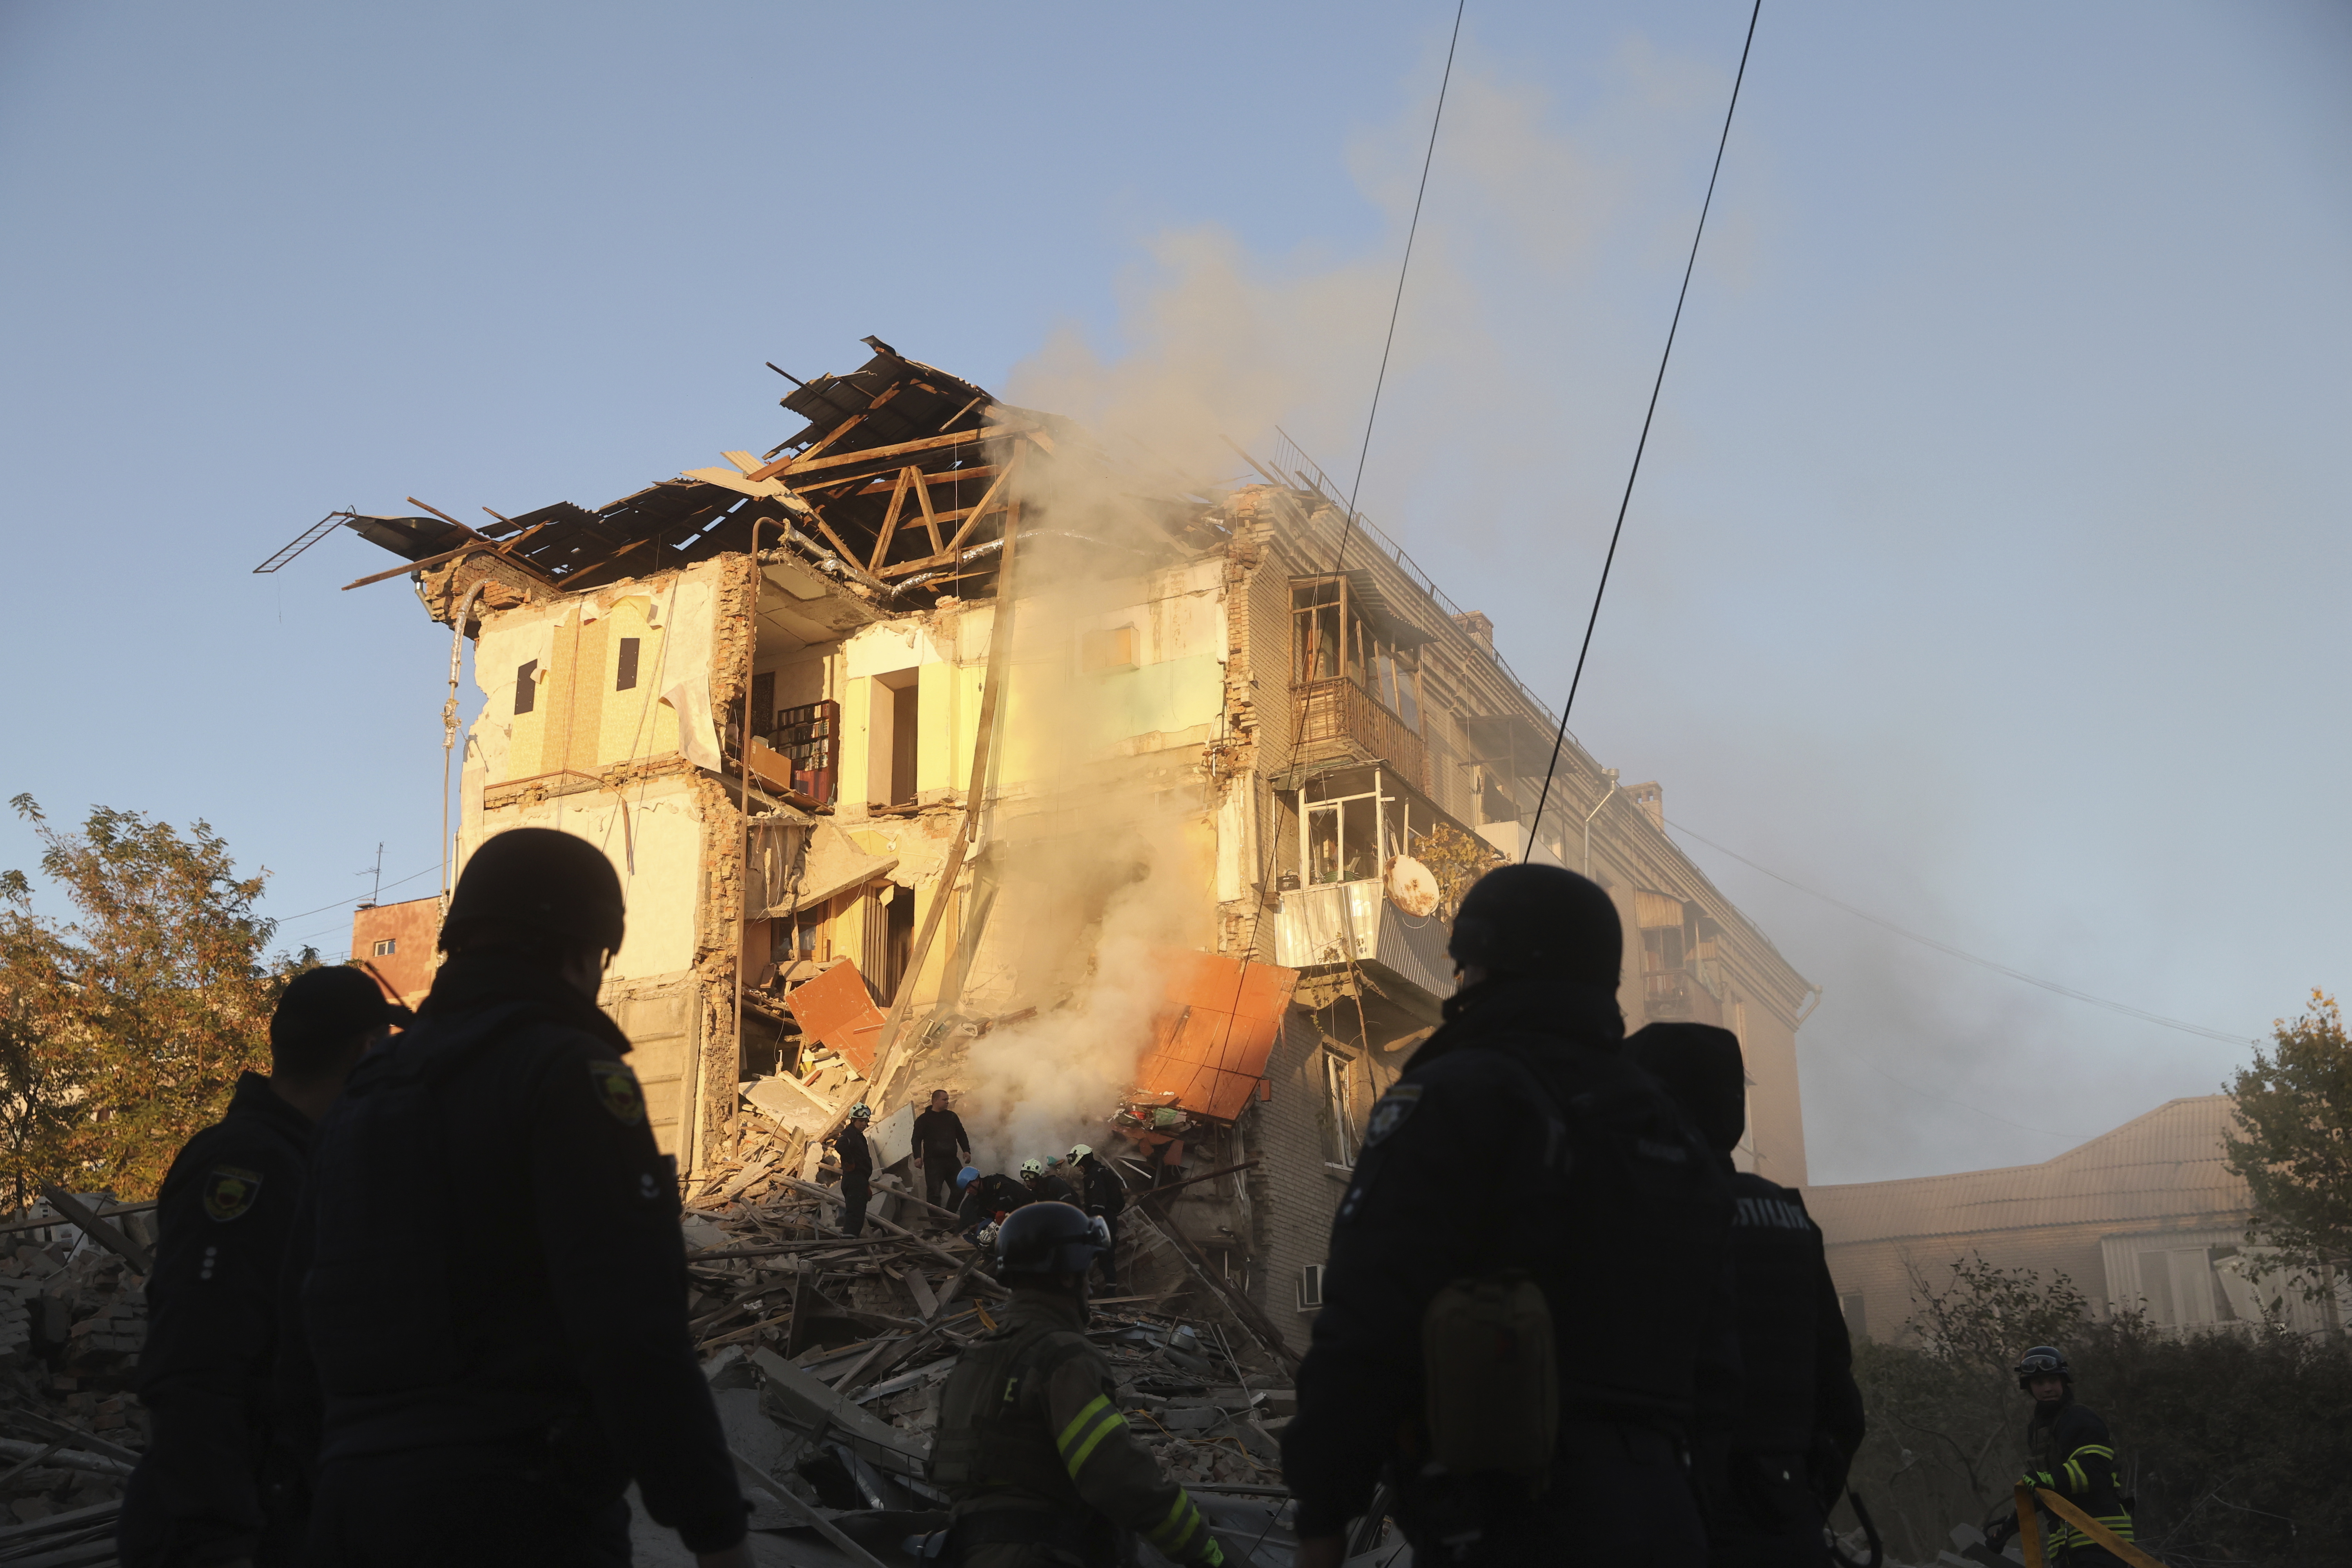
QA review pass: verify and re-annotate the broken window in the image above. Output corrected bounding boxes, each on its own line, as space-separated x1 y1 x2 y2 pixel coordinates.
1298 767 1447 886
513 660 537 715
1292 579 1343 682
615 637 641 691
1320 1050 1359 1167
1293 577 1421 731
1374 646 1421 732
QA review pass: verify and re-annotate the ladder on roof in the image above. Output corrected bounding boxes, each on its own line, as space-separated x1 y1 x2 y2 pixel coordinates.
252 510 357 573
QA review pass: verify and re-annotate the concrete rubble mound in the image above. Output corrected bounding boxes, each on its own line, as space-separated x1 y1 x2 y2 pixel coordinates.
0 1196 152 1563
676 1112 1310 1564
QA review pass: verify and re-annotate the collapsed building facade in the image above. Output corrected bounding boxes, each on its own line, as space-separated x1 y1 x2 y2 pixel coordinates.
333 340 1815 1347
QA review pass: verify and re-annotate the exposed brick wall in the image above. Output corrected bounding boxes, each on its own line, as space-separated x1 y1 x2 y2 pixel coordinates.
1247 1012 1348 1350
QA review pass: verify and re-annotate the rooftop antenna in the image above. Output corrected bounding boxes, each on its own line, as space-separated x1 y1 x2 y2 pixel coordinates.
357 843 383 906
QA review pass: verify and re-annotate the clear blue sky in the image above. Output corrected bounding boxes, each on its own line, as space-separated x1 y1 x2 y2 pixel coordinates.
4 2 2345 1183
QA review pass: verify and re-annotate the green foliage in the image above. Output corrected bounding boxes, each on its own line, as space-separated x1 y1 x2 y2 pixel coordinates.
2223 991 2352 1318
1848 1252 2352 1566
0 796 314 1207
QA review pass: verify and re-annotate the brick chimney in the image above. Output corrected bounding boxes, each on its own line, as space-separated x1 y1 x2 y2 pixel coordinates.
1452 610 1495 651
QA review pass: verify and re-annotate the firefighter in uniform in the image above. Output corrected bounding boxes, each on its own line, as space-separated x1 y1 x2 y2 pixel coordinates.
1066 1145 1125 1294
929 1202 1228 1566
279 828 750 1568
957 1167 1031 1238
119 966 394 1568
1628 1022 1866 1567
829 1103 876 1237
2005 1347 2136 1564
1283 863 1737 1568
1020 1157 1079 1207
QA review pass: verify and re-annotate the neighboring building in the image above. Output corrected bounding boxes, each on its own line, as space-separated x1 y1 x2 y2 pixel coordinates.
349 895 440 1011
1811 1095 2344 1343
332 341 1814 1346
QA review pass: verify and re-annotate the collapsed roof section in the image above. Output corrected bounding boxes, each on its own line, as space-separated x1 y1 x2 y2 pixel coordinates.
331 339 1234 620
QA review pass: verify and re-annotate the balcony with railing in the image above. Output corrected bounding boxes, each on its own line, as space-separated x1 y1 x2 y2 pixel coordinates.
1292 676 1429 792
1641 964 1725 1026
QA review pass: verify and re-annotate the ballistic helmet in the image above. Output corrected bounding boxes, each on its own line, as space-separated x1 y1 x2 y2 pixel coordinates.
2014 1346 2073 1389
995 1201 1111 1278
270 967 398 1076
1625 1022 1748 1155
441 828 625 955
1447 863 1621 987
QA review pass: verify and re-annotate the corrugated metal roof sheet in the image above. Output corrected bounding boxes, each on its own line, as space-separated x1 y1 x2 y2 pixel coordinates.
1808 1096 2249 1244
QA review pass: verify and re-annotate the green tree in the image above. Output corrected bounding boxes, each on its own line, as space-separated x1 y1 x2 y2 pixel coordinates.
0 796 314 1208
2222 991 2352 1331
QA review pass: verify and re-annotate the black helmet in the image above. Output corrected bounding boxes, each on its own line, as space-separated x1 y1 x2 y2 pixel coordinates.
1625 1022 1748 1154
995 1201 1110 1277
2014 1346 2073 1388
270 966 399 1075
1448 863 1622 987
441 828 625 955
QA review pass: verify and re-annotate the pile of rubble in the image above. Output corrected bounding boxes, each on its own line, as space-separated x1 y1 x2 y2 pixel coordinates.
676 1121 1308 1564
0 1127 1311 1568
0 1198 152 1564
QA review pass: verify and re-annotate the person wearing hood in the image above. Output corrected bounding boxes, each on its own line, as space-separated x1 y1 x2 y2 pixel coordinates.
1282 864 1736 1568
1628 1022 1865 1566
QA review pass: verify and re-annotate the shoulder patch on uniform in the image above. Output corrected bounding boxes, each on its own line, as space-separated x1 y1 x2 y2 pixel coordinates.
588 1060 646 1125
1363 1083 1424 1148
202 1165 265 1222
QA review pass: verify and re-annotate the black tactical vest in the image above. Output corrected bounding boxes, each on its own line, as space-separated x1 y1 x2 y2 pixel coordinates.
928 1316 1097 1510
1478 1037 1734 1423
299 1001 537 1398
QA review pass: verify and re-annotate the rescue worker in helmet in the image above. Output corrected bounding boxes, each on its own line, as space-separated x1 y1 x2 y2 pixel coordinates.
1993 1347 2135 1564
957 1167 1031 1239
1629 1022 1865 1567
828 1103 876 1237
928 1202 1229 1566
1283 863 1737 1568
1020 1156 1078 1207
279 827 749 1566
1067 1144 1127 1294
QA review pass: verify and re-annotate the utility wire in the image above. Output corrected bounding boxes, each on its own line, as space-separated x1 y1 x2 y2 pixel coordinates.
1331 0 1466 581
1524 0 1762 858
267 864 437 926
1664 817 2254 1046
1236 0 1466 971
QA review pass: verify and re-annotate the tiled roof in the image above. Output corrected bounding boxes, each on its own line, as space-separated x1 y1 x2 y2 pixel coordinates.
1808 1096 2250 1244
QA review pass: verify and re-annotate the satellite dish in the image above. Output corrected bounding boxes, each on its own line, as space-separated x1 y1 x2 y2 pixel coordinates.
1387 855 1440 918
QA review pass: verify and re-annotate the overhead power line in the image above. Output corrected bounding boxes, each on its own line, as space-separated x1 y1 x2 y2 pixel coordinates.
1524 0 1763 856
267 863 437 926
1664 818 2254 1046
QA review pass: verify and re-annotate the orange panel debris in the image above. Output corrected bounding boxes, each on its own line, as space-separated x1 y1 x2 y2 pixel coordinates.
1131 950 1300 1123
786 958 888 1075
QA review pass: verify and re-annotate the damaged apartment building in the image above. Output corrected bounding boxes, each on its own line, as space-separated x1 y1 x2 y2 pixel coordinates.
323 338 1815 1348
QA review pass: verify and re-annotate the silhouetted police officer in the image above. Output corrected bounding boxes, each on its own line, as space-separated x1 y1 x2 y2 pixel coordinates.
1284 864 1737 1568
281 828 749 1568
1629 1022 1865 1568
119 966 392 1568
929 1202 1227 1566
